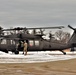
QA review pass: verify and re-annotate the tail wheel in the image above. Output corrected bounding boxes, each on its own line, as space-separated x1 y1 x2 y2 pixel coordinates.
63 52 66 55
60 50 66 55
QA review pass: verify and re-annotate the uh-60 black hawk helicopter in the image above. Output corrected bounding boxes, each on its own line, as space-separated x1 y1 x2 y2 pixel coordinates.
0 25 76 55
0 26 64 54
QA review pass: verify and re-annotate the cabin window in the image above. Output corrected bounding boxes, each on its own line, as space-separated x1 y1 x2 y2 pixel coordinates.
35 40 39 46
11 40 15 45
29 40 34 46
1 39 7 44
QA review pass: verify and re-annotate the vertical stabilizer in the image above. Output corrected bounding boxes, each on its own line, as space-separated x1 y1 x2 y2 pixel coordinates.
68 25 76 47
68 32 76 44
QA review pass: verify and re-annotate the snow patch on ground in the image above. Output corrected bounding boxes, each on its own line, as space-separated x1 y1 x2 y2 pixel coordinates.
0 51 76 63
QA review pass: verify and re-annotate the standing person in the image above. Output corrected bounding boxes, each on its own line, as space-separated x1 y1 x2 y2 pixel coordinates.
17 41 24 51
23 41 27 55
20 41 24 51
15 42 20 54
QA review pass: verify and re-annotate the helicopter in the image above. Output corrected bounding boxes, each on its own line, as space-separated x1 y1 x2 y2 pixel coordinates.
0 26 64 54
0 25 76 55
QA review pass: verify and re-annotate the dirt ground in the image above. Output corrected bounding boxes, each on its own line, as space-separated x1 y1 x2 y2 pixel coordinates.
0 58 76 75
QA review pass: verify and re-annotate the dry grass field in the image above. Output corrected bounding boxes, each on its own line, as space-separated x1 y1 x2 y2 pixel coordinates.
0 58 76 75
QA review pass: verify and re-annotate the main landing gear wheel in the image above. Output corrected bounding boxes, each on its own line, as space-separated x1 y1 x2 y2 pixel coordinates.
15 50 19 54
4 49 8 53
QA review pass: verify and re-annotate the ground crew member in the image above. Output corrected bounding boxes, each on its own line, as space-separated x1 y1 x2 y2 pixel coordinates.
15 43 20 54
17 41 24 51
23 41 27 55
21 41 24 51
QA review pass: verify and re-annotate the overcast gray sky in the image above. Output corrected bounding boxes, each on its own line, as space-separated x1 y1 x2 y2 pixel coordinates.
0 0 76 29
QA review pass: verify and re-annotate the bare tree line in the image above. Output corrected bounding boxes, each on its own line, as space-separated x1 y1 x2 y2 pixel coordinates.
54 30 70 43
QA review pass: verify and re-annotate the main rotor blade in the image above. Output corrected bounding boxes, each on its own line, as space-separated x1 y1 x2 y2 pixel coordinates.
2 27 27 31
26 26 64 29
1 26 64 31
